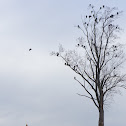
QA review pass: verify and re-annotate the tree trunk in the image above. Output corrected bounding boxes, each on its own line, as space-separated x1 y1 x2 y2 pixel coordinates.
98 108 104 126
98 90 104 126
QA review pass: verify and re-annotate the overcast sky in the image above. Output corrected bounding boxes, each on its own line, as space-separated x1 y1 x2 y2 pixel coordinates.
0 0 126 126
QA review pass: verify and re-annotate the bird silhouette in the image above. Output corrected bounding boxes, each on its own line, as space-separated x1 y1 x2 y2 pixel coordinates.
29 48 32 51
89 15 92 18
73 66 75 70
110 15 114 18
56 52 59 56
95 18 98 23
109 24 112 27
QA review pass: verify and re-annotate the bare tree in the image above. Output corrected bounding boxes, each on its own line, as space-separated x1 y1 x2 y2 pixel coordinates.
52 5 126 126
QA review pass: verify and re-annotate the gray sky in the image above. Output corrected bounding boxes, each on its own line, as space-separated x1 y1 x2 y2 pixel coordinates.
0 0 126 126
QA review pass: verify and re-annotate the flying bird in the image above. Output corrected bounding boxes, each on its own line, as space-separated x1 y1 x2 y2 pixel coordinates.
29 48 32 51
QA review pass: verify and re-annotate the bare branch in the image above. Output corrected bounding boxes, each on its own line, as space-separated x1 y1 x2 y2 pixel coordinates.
77 93 97 100
74 77 99 108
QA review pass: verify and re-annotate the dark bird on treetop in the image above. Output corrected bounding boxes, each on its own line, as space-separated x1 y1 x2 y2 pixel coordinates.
29 48 32 51
74 66 75 69
110 15 114 18
56 52 59 56
109 24 112 27
95 18 97 23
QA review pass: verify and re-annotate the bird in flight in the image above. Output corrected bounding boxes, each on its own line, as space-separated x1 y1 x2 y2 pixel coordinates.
29 48 32 51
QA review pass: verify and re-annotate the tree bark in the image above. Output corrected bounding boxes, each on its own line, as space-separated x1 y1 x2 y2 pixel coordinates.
98 91 104 126
98 108 104 126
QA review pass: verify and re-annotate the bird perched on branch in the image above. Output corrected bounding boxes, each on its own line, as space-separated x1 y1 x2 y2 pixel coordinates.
89 15 92 18
110 15 114 18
